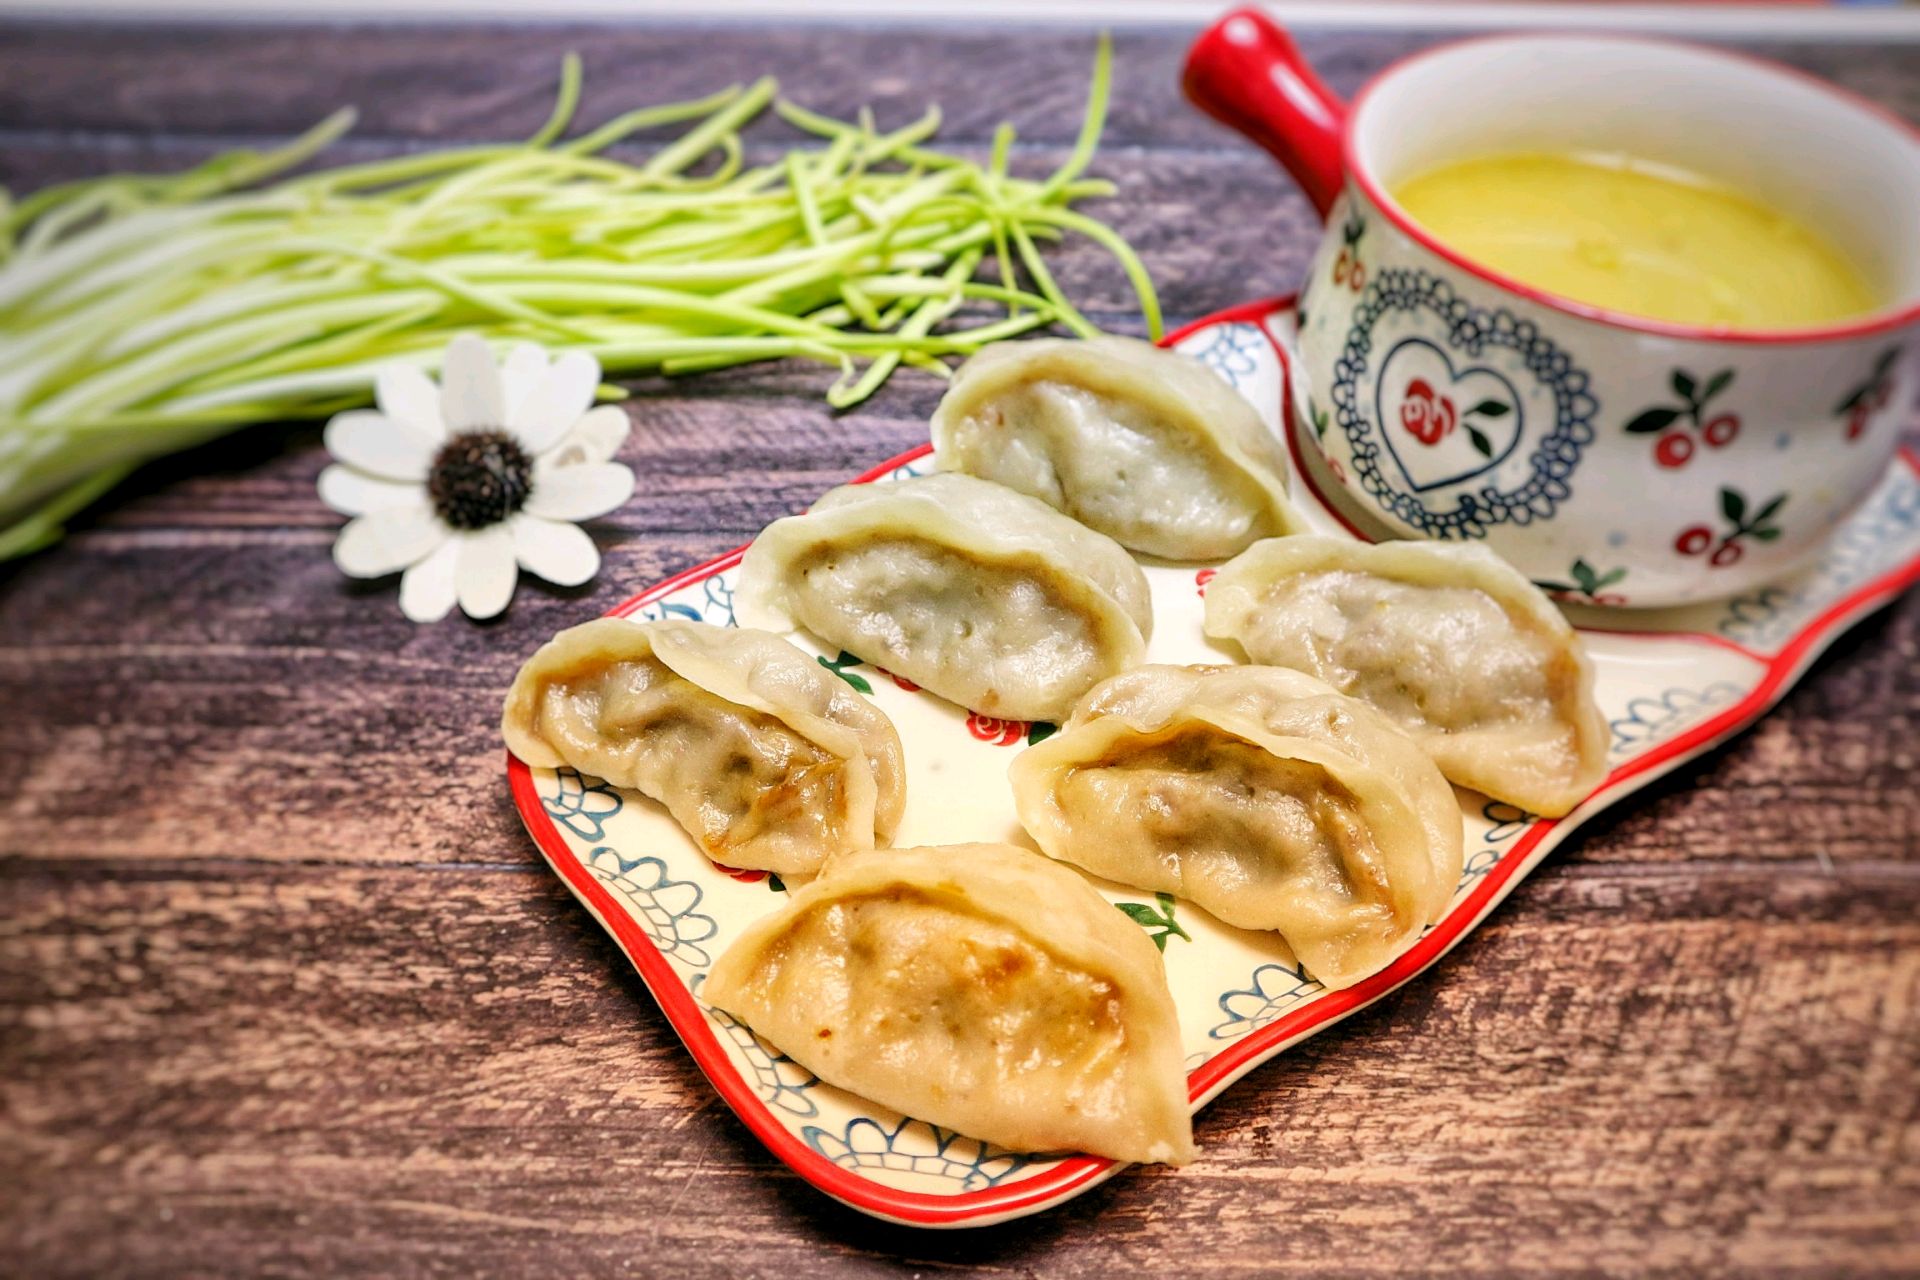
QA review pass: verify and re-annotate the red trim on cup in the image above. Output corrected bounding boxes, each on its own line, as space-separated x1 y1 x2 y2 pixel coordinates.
1338 31 1920 346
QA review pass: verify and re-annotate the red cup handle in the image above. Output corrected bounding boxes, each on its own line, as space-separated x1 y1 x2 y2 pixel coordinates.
1182 8 1348 220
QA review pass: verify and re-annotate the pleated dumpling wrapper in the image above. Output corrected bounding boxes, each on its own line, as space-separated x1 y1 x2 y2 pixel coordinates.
1204 537 1609 817
703 842 1195 1166
1010 664 1459 989
502 618 905 876
930 336 1306 560
736 472 1153 723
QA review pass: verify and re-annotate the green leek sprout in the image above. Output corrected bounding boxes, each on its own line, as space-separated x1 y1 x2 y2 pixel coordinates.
0 37 1156 560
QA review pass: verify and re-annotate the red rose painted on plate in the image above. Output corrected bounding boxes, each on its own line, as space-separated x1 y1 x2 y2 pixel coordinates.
966 713 1026 746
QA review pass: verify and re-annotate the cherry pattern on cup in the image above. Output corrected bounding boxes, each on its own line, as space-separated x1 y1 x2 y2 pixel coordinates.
1304 398 1347 483
1329 213 1367 294
966 714 1057 748
1673 486 1786 568
1536 557 1629 606
1195 568 1217 598
1626 367 1739 469
1833 346 1903 441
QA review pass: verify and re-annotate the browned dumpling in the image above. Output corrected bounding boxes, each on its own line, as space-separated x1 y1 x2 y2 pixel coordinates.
1205 536 1609 817
502 618 904 875
704 842 1195 1165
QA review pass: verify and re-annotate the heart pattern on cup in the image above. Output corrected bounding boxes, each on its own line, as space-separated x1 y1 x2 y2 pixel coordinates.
1375 338 1524 493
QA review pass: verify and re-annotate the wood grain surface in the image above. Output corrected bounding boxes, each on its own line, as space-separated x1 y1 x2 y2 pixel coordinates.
3 20 1918 1278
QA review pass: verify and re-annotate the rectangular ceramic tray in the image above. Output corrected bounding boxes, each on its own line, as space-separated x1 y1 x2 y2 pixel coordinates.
508 297 1920 1226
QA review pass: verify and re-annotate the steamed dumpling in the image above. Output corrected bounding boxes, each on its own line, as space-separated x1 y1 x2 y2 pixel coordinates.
502 618 905 875
1010 665 1456 988
1203 536 1608 817
704 842 1194 1165
736 472 1153 722
930 336 1305 559
1070 664 1465 924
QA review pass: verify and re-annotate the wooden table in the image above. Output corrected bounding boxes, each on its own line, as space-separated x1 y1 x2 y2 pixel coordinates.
4 20 1918 1277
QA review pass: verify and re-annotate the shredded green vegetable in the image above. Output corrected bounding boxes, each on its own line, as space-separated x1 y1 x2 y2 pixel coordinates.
0 37 1156 560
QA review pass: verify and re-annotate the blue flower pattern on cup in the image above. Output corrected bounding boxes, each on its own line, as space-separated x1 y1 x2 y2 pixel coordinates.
1209 962 1324 1041
804 1117 1038 1191
1718 469 1920 648
543 767 624 841
1332 269 1598 538
585 847 719 969
1610 682 1747 753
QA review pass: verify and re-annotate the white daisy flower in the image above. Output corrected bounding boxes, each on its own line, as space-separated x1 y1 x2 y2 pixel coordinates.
319 334 635 622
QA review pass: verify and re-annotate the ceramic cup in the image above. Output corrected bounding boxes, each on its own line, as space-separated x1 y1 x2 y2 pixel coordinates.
1184 10 1920 606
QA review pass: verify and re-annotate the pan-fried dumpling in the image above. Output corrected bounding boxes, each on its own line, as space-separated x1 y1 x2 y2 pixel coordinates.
930 336 1306 560
1203 536 1608 817
502 618 905 875
736 472 1153 722
1068 664 1465 924
1011 666 1453 988
704 842 1194 1165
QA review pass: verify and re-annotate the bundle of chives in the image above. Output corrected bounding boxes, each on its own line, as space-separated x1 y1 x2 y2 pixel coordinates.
0 37 1157 560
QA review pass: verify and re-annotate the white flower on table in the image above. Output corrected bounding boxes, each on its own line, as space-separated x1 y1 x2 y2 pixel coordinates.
320 334 635 622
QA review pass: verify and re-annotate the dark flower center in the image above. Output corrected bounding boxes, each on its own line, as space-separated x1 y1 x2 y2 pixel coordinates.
427 430 532 530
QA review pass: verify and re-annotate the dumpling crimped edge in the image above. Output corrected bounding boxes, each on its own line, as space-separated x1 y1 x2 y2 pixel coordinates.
703 841 1197 1166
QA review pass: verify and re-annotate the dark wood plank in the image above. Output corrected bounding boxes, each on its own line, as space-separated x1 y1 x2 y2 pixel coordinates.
3 23 1917 153
4 18 1919 1277
3 865 1915 1277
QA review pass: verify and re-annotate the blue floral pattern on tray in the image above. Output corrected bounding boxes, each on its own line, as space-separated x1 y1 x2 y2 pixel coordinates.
585 848 719 969
1209 962 1324 1041
543 767 624 841
1718 468 1920 648
1610 682 1747 753
635 573 739 628
694 976 819 1118
1459 799 1533 885
804 1117 1038 1191
1186 322 1266 390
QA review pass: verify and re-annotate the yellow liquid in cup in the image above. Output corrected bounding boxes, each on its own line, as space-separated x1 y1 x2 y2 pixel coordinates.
1390 152 1879 329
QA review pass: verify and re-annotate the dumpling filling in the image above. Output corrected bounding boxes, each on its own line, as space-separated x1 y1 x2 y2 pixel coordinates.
529 653 857 867
790 537 1105 718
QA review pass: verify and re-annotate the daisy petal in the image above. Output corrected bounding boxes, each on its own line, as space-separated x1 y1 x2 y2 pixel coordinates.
399 537 461 623
456 525 519 619
324 410 433 481
333 505 444 578
500 343 549 424
544 405 631 468
511 514 601 586
524 463 634 522
375 364 448 441
318 464 421 516
510 351 602 455
440 334 505 434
